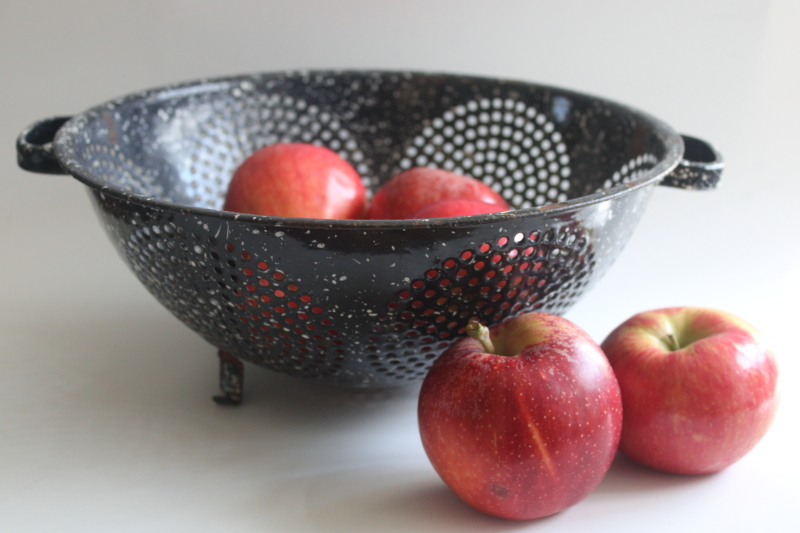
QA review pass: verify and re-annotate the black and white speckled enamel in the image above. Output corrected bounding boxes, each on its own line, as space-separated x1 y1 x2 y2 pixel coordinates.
16 116 71 174
659 135 723 190
17 71 720 389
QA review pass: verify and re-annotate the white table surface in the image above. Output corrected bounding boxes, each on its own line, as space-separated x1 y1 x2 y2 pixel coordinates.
2 1 798 531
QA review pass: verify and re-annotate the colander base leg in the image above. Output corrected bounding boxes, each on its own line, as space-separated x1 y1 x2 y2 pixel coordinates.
212 350 243 405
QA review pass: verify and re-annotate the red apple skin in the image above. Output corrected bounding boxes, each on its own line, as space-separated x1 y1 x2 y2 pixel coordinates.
418 313 622 520
367 167 509 220
409 198 509 219
223 143 366 219
601 307 779 475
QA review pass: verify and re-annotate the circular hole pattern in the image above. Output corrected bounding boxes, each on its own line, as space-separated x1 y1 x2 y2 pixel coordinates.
602 153 659 190
398 98 571 209
382 226 595 368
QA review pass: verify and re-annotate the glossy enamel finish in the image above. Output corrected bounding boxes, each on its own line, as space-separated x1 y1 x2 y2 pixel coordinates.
17 71 714 388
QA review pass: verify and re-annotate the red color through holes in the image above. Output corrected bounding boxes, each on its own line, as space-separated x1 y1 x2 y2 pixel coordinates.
287 301 298 309
274 290 285 298
426 269 439 279
412 280 425 289
311 307 323 314
461 251 473 261
444 259 456 269
246 284 256 292
491 254 502 263
259 279 269 287
298 312 309 320
301 295 312 303
480 243 490 253
399 290 411 300
257 261 268 270
260 295 271 303
242 268 253 277
498 237 508 247
225 243 235 252
287 283 298 292
241 251 251 261
388 302 399 309
273 272 284 281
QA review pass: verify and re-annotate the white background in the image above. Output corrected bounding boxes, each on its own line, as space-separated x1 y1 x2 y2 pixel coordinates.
1 0 798 531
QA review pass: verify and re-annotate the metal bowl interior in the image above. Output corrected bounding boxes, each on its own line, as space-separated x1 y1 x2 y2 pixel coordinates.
49 71 682 387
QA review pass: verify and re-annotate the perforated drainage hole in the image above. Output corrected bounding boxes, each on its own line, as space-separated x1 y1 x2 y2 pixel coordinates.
602 153 658 190
180 88 373 209
398 98 571 208
384 228 593 352
186 240 349 377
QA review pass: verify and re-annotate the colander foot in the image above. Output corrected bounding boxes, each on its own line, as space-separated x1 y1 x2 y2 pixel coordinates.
212 350 243 405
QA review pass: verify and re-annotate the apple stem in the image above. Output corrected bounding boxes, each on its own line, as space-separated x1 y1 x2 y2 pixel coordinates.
466 320 496 354
663 332 681 351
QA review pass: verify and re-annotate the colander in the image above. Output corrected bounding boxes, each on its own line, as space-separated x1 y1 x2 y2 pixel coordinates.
17 70 722 403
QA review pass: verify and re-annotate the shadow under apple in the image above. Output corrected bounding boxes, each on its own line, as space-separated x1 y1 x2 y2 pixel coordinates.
594 452 719 495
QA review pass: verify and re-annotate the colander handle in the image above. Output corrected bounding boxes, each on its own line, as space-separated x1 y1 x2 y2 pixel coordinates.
659 135 723 190
16 116 72 174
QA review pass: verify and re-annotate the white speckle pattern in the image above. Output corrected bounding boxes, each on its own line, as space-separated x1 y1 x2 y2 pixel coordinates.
54 71 681 387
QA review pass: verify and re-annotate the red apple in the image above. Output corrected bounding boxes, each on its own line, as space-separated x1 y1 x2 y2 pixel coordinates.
418 313 622 520
223 143 366 219
408 198 508 219
367 167 509 220
601 307 779 475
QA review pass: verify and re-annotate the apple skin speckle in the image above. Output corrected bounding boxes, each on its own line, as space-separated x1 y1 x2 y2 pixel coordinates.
418 312 622 520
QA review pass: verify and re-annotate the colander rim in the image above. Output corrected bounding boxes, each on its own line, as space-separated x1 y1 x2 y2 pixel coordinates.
52 69 684 229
